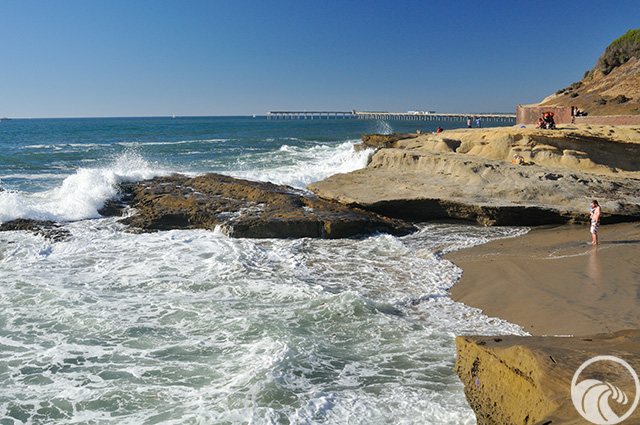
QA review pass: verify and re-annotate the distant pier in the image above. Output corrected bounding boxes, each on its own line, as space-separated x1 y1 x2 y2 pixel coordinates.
267 111 354 120
267 110 516 122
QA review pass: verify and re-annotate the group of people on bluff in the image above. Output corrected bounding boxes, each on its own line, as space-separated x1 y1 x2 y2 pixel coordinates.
535 112 556 129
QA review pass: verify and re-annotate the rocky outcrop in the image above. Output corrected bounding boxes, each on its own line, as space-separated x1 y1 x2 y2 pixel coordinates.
102 173 415 238
308 127 640 225
355 133 417 151
455 330 640 425
0 218 71 242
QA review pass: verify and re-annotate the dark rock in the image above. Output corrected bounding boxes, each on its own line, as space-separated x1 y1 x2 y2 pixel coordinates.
0 218 71 242
354 133 416 151
112 173 416 238
364 198 582 226
97 192 134 217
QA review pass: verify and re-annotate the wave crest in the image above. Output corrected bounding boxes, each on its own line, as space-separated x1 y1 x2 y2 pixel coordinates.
0 152 169 224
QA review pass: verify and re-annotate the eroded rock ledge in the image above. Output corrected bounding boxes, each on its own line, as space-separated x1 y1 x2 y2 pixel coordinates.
99 172 415 238
455 330 640 424
309 126 640 225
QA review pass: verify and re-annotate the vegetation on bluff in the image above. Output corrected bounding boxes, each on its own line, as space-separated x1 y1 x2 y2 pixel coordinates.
597 28 640 75
538 28 640 115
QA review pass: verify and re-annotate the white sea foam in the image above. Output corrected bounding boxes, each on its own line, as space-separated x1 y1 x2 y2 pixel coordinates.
0 220 524 424
0 152 171 224
118 138 230 147
231 141 373 189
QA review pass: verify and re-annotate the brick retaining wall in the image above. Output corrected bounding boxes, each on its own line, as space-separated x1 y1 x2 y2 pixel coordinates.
517 104 640 126
574 115 640 125
517 105 573 125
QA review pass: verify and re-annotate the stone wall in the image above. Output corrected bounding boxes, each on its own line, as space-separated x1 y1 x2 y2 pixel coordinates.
516 105 573 125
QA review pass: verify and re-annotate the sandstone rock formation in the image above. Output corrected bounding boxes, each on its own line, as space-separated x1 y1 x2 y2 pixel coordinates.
101 173 415 238
456 330 640 425
308 127 640 225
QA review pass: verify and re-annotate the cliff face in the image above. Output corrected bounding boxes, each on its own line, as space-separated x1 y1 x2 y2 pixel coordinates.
308 127 640 226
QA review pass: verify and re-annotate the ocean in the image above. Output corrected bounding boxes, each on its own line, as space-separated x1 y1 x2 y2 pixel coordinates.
0 116 524 424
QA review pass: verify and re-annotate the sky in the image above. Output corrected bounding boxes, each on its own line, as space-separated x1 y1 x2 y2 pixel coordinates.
2 0 639 118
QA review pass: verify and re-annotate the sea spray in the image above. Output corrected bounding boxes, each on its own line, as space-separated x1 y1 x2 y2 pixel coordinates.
373 120 394 135
0 151 170 223
231 141 373 189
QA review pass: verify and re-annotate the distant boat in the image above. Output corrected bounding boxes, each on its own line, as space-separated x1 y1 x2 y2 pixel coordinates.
0 117 11 121
172 114 176 119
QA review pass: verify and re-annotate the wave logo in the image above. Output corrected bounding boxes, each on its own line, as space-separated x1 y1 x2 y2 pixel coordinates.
571 356 640 424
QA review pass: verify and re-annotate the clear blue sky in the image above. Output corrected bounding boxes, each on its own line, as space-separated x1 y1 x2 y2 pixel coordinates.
2 0 639 118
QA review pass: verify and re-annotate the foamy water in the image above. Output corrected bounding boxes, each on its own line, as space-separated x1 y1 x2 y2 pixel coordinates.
0 116 522 424
0 220 525 424
0 152 171 223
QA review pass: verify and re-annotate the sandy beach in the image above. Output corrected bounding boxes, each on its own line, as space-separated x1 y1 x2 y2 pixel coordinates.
446 222 640 336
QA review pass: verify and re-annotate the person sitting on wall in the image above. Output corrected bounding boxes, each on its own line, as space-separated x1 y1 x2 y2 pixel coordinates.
436 127 443 133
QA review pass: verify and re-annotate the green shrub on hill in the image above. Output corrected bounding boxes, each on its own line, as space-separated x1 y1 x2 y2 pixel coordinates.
612 94 631 104
597 28 640 75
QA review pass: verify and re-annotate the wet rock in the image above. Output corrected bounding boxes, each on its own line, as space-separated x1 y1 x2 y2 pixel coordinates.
0 218 71 242
110 173 416 238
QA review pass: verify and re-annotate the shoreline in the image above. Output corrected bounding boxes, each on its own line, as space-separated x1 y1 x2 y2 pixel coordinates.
445 221 640 336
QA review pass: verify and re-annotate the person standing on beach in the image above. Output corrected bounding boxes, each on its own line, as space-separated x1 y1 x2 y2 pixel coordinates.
467 117 472 128
590 200 601 245
476 117 481 128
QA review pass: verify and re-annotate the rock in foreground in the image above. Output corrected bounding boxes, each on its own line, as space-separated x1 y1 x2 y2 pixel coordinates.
456 330 640 425
104 173 415 238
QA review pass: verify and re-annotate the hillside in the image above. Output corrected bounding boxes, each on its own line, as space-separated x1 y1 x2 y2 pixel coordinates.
538 29 640 116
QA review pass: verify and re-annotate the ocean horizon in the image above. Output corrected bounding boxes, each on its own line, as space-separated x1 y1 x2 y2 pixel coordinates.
0 116 523 424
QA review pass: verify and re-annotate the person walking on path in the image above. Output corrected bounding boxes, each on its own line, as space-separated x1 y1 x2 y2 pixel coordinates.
590 200 601 245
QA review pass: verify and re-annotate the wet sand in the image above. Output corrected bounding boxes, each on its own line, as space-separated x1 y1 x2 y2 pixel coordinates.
446 222 640 336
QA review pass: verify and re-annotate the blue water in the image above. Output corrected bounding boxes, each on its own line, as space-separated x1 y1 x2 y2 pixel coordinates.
0 116 523 424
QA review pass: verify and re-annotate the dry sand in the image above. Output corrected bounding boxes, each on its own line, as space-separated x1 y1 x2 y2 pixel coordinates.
446 222 640 336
